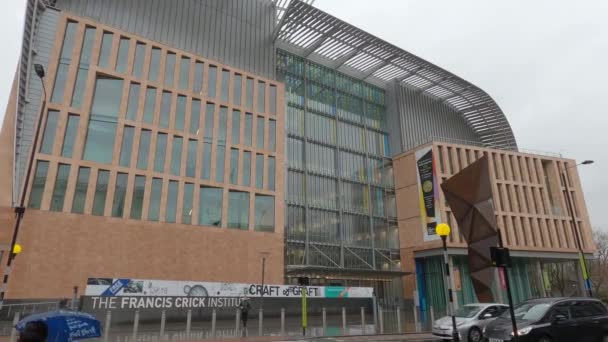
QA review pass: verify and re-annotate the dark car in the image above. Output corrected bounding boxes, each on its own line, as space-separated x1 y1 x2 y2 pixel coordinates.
483 297 608 342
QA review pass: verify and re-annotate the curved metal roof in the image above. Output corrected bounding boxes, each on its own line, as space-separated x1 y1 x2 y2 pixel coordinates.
273 0 518 150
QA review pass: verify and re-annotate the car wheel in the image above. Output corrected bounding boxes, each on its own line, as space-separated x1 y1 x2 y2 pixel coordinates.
538 336 552 342
468 327 482 342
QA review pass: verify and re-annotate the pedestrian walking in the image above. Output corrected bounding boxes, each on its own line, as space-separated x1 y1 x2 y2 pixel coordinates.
239 297 251 328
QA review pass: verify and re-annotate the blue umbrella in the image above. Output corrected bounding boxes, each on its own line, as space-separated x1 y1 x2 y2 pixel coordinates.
16 310 101 342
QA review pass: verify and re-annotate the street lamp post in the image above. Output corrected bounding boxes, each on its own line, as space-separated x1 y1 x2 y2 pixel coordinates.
436 223 459 342
561 160 594 297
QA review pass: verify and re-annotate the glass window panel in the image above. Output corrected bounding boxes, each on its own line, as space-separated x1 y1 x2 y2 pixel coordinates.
306 142 335 176
340 151 366 182
255 154 264 189
229 148 239 185
268 156 275 191
287 106 304 136
159 91 172 128
166 180 178 223
137 129 151 170
83 120 116 164
286 205 306 241
244 113 253 146
186 139 197 178
207 65 217 98
228 191 249 230
29 161 49 209
175 95 186 131
51 63 69 103
204 103 215 141
199 186 222 227
143 87 156 124
170 136 183 176
284 75 304 106
337 92 363 123
242 151 251 186
371 187 385 217
218 107 227 144
366 130 387 156
308 208 339 243
268 120 276 152
182 183 194 224
149 47 161 82
193 61 204 93
287 138 304 170
215 145 225 182
221 69 230 102
343 213 371 247
111 172 128 217
91 77 123 118
79 26 96 64
307 174 338 209
256 116 265 149
231 110 240 145
255 195 274 232
164 52 176 87
92 170 110 216
116 37 130 73
368 157 382 184
341 181 370 213
132 42 145 78
50 164 70 211
257 81 266 113
287 170 305 204
306 83 335 115
98 31 113 68
233 74 242 106
153 133 167 172
269 85 277 115
338 121 365 152
179 56 190 90
41 110 59 154
71 167 90 214
130 175 146 219
246 78 254 109
306 112 336 145
190 99 201 135
126 83 141 121
71 68 88 108
148 178 163 221
119 126 134 167
201 142 212 180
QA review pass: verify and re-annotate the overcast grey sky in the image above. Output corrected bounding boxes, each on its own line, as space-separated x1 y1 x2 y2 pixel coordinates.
0 0 606 229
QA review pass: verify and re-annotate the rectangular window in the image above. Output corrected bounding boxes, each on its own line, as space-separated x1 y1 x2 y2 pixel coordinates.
246 78 254 109
215 145 225 183
233 74 242 106
244 113 253 146
116 37 130 73
175 95 186 131
186 139 198 178
268 120 276 152
199 186 222 227
218 107 228 144
149 47 161 82
256 117 265 149
204 103 215 140
257 81 266 113
170 136 183 176
50 164 70 211
242 151 251 186
190 99 201 135
221 69 230 102
40 110 59 154
166 180 178 223
182 183 194 224
268 156 275 191
148 178 162 221
269 85 277 115
255 195 274 232
229 148 239 185
29 161 49 209
193 61 204 93
92 170 110 216
51 63 69 103
130 175 145 220
202 142 212 180
71 167 90 214
71 69 88 108
179 56 190 90
228 191 249 230
154 133 167 172
111 172 128 217
98 32 113 68
256 154 264 189
126 83 140 121
133 42 146 78
159 91 172 129
231 110 240 145
83 121 117 164
164 52 176 87
119 126 134 167
207 65 217 98
143 87 156 124
136 129 151 169
79 26 96 65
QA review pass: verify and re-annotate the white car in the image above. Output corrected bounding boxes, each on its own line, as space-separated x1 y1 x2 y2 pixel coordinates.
432 303 509 342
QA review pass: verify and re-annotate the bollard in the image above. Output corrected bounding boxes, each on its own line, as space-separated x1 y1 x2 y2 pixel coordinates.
103 310 111 342
360 307 365 334
280 308 285 335
235 308 241 335
132 310 140 341
211 309 217 338
322 307 327 335
258 308 263 336
186 309 192 338
9 312 20 342
342 307 347 334
430 305 435 324
378 306 384 334
396 307 402 333
160 310 166 339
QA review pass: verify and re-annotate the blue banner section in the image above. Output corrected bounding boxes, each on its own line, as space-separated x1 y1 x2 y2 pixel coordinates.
101 279 131 296
415 259 427 312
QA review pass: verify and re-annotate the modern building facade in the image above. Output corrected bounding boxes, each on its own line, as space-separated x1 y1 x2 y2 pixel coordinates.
0 0 595 310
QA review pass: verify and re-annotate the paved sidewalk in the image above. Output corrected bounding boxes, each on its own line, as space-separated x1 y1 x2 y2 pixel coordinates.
174 333 437 342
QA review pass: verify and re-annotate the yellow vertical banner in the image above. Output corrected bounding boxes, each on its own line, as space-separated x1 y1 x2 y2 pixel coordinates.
302 287 307 328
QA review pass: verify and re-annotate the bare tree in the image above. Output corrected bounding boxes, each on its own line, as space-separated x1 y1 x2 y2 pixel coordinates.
589 230 608 298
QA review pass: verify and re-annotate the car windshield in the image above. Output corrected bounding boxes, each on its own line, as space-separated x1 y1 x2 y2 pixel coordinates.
500 302 551 321
454 305 483 318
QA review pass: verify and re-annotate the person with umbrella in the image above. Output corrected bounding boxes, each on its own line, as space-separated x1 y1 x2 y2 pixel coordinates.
16 310 101 342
